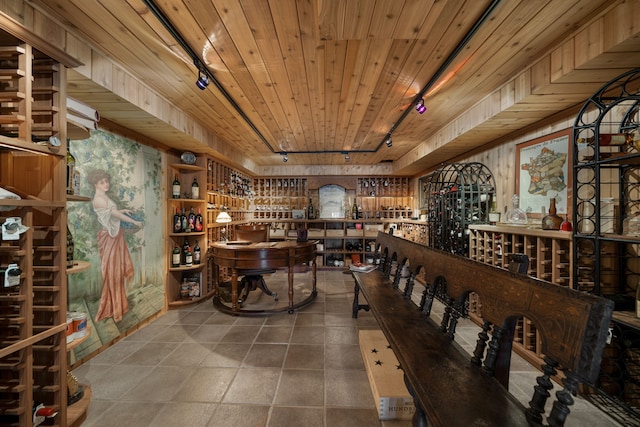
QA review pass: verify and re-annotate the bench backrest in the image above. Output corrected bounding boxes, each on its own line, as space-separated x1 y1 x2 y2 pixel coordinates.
371 232 613 425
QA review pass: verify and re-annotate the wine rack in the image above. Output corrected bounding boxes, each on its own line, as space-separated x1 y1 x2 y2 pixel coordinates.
205 158 252 243
468 224 573 368
355 177 413 219
251 177 308 220
424 162 496 255
0 36 68 426
572 67 640 418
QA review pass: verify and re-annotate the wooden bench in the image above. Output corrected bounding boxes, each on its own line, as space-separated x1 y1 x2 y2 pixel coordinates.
351 232 613 427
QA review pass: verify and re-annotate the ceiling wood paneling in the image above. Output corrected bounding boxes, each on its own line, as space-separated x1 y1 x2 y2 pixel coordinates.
13 0 640 175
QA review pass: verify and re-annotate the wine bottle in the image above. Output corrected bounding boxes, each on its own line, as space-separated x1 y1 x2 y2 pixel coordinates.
308 197 314 220
488 199 500 225
182 237 190 265
173 207 182 233
66 146 76 195
184 241 193 267
193 240 201 265
171 244 181 268
172 175 181 198
66 225 74 268
180 208 187 233
577 133 635 146
188 207 196 232
191 177 200 199
352 199 358 220
195 208 203 232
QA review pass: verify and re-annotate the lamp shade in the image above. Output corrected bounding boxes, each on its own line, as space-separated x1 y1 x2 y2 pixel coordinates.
216 211 232 223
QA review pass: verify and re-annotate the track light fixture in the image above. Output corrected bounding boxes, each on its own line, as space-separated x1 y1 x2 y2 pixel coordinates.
282 153 288 162
196 70 209 90
385 134 392 148
344 153 350 162
415 98 427 114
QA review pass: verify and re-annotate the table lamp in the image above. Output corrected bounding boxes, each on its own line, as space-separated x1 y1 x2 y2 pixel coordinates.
215 211 232 242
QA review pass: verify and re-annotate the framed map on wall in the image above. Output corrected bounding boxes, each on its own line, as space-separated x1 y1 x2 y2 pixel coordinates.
516 129 572 217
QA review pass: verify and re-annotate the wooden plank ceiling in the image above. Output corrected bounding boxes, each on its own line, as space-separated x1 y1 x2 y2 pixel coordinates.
24 0 640 175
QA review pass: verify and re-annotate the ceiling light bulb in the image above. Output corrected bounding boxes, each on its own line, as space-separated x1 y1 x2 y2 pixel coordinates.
196 71 209 90
345 153 350 162
283 154 288 162
415 98 426 114
385 135 392 148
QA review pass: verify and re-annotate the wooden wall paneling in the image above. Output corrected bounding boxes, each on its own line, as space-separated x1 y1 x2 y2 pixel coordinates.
603 0 640 52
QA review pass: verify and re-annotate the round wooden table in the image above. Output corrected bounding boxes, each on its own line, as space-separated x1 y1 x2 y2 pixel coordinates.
209 240 317 315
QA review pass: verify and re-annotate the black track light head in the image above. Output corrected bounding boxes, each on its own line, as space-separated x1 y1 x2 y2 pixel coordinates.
196 71 209 90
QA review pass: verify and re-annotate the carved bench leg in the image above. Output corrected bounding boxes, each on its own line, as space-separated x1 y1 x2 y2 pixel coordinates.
352 281 369 318
471 320 491 366
548 370 578 427
404 372 428 427
527 356 558 424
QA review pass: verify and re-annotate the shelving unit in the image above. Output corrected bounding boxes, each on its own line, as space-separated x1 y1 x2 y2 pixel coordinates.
572 68 640 419
205 158 251 243
468 225 573 287
355 177 413 219
468 224 573 367
65 263 91 427
0 38 68 426
252 177 308 219
166 157 210 308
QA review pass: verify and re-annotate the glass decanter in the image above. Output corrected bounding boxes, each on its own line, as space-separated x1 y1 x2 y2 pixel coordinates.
505 194 528 225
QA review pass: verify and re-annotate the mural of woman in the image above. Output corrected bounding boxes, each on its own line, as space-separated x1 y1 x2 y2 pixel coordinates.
87 169 143 322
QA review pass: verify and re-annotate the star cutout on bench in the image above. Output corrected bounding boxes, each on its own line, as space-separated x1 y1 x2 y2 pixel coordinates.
371 348 378 353
375 360 383 366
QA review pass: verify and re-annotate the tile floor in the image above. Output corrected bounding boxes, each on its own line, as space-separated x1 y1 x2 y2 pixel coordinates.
72 269 621 427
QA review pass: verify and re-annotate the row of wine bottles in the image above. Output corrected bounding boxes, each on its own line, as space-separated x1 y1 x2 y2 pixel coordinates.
171 237 201 268
172 207 203 233
172 175 200 199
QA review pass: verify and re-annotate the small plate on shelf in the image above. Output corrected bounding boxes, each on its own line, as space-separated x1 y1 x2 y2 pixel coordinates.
180 151 197 165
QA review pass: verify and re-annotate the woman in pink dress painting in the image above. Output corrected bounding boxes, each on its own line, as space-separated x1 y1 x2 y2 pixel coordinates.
88 169 142 322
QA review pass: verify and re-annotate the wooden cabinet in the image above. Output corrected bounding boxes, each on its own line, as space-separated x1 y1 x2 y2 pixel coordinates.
0 40 68 426
468 224 573 367
166 157 210 308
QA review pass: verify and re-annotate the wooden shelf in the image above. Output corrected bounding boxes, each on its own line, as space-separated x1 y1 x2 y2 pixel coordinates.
67 260 91 274
67 194 91 202
169 162 205 172
67 326 90 351
168 288 215 308
67 384 92 427
168 263 205 272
